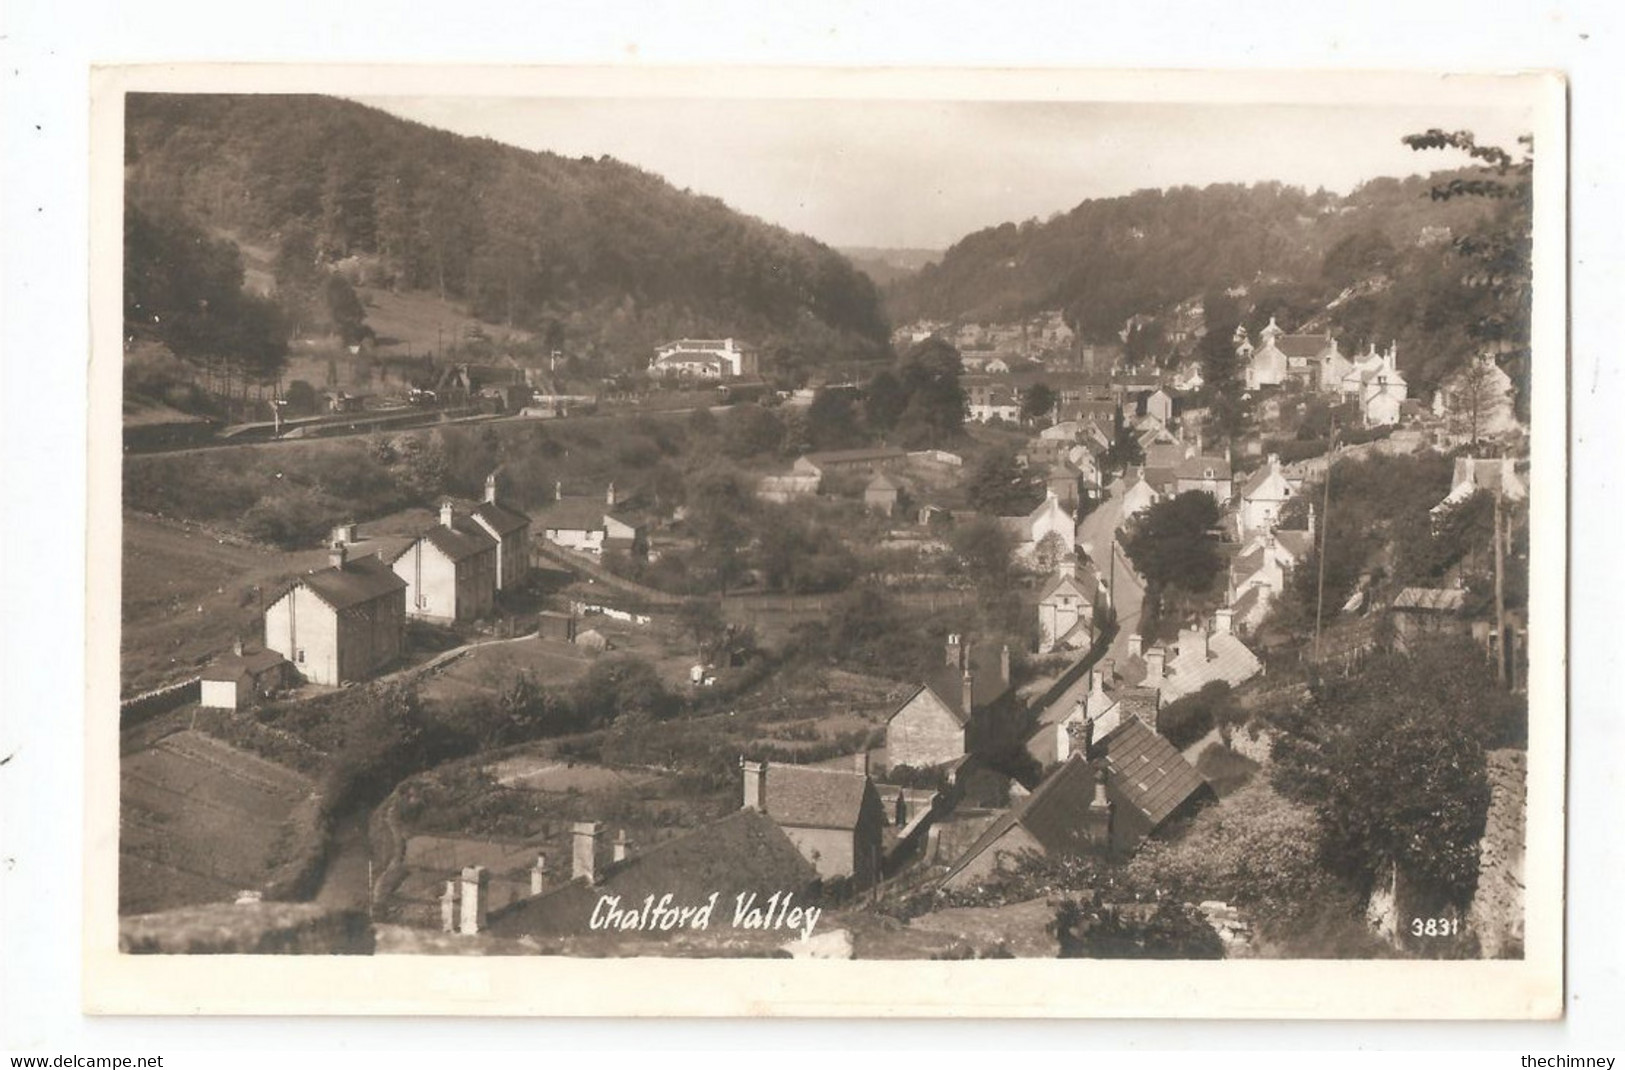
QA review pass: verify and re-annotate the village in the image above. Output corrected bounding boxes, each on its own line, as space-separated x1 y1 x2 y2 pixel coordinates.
119 310 1531 960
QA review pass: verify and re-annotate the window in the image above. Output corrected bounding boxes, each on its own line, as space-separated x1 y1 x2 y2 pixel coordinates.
296 649 305 664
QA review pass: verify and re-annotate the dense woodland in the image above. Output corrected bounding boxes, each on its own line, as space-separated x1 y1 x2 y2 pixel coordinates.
124 94 891 375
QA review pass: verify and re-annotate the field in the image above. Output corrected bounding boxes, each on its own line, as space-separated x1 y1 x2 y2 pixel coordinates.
120 511 332 695
119 731 316 914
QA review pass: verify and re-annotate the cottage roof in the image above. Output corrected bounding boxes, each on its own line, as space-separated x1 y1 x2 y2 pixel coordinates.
865 472 900 494
1037 569 1094 604
1275 334 1335 360
940 754 1106 885
1274 529 1314 560
1144 442 1186 470
1230 584 1266 626
896 643 1012 727
536 498 609 532
1174 455 1232 482
296 555 408 611
485 808 816 939
1393 587 1468 612
1097 716 1209 828
1238 462 1292 501
201 647 288 682
764 765 876 831
471 499 530 535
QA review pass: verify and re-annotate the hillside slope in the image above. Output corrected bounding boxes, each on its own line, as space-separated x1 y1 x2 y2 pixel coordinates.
125 94 890 369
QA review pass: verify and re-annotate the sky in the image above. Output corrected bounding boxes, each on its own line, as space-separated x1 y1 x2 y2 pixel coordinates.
360 94 1535 252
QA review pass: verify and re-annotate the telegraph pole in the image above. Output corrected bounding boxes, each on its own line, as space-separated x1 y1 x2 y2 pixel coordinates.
1312 418 1337 663
1493 485 1507 687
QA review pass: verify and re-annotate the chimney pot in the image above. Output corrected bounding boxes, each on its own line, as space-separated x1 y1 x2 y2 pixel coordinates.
1127 633 1143 659
1145 646 1165 682
606 482 616 507
613 829 631 863
458 865 490 935
485 472 499 504
530 853 548 896
961 668 976 715
572 822 604 885
945 633 963 668
329 544 347 571
741 759 768 811
854 751 870 776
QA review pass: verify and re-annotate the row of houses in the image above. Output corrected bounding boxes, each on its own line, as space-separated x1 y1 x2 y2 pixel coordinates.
1239 318 1410 427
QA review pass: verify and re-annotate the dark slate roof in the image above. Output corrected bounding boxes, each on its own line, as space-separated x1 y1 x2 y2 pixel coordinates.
764 765 876 831
535 498 609 532
298 555 407 611
1113 686 1160 727
471 499 531 535
1097 716 1208 828
1275 334 1335 359
1037 570 1093 604
803 447 908 467
915 643 1012 723
1394 587 1468 612
1274 529 1314 559
940 755 1104 884
865 473 900 493
201 647 288 681
484 809 818 939
1175 455 1232 481
1144 442 1186 470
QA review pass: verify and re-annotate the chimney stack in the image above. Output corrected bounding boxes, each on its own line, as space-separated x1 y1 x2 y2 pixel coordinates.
1307 504 1316 539
555 481 563 502
530 853 548 896
458 865 490 935
854 751 870 776
945 633 963 669
329 543 348 571
440 501 455 529
572 822 603 885
232 636 244 657
741 759 767 811
606 482 617 507
1214 608 1234 635
485 471 499 505
1127 633 1143 659
1059 554 1076 579
1000 644 1011 686
331 522 356 546
961 668 976 716
440 880 459 933
1145 645 1165 683
613 829 631 864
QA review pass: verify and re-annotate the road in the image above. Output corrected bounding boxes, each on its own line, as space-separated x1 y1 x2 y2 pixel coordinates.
1076 485 1148 666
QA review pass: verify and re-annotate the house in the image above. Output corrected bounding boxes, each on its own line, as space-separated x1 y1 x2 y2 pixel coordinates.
1037 557 1100 654
1432 457 1528 516
387 502 499 623
1044 462 1083 510
864 472 900 516
1091 714 1215 853
1117 613 1262 706
1227 517 1315 632
1244 317 1351 392
743 761 886 887
1144 388 1174 426
885 635 1015 770
484 809 818 941
1343 343 1408 426
1115 469 1160 521
1433 354 1519 438
648 338 757 379
263 545 407 686
1173 454 1234 505
468 472 531 591
1025 661 1157 768
1390 587 1473 652
964 380 1021 423
199 640 291 710
939 755 1114 889
1170 361 1204 392
1236 453 1298 538
793 447 908 479
999 489 1076 564
756 472 822 503
537 484 647 557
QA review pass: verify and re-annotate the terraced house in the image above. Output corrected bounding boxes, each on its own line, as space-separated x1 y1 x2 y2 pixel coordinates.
388 501 499 623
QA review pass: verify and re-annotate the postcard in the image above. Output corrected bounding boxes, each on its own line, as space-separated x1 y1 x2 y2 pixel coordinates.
85 64 1566 1017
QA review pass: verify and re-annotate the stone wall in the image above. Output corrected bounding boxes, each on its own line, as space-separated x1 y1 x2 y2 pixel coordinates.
1467 748 1527 958
120 901 375 954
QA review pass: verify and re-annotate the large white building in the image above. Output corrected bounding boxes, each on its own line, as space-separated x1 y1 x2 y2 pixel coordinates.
649 338 758 379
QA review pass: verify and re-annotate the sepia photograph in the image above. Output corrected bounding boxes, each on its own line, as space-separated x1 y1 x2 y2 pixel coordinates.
81 64 1566 1017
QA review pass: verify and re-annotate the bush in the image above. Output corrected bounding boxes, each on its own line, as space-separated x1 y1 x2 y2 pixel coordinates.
1155 681 1239 749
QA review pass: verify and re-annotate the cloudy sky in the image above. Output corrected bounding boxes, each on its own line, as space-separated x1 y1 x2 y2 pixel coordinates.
361 94 1534 251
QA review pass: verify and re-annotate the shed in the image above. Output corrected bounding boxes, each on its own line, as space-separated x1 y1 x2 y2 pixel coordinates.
200 645 291 710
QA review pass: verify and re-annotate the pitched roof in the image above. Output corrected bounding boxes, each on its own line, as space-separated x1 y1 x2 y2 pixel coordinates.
201 647 288 681
865 472 899 493
1274 529 1314 560
536 498 609 532
900 643 1013 726
471 499 530 535
1097 716 1209 828
940 755 1106 884
1275 334 1335 360
764 765 876 831
1160 631 1262 703
802 447 908 467
1393 587 1468 612
1174 455 1232 482
1238 462 1291 501
296 554 408 611
1037 569 1094 604
484 809 817 939
425 519 498 562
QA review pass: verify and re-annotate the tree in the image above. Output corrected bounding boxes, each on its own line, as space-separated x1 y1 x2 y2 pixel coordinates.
720 405 786 461
571 655 677 727
1021 383 1057 424
324 274 370 346
864 368 909 434
949 516 1016 592
1052 898 1225 960
965 447 1045 517
1123 491 1223 594
687 465 756 594
894 337 967 447
1267 638 1520 914
806 388 866 451
1322 228 1398 290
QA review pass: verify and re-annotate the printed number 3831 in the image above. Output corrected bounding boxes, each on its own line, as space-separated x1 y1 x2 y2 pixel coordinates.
1411 917 1461 937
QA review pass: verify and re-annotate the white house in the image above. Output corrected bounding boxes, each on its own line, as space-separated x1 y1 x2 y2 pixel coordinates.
1433 354 1519 438
264 545 407 686
649 338 757 379
468 472 531 592
388 502 499 623
1000 490 1076 564
1037 557 1099 654
1236 453 1299 539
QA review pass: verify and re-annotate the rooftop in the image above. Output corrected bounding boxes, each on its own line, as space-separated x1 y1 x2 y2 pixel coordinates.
294 554 408 611
763 765 876 831
1097 716 1210 828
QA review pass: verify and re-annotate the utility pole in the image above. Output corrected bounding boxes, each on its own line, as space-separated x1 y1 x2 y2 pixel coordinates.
1493 485 1507 687
1312 418 1337 663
